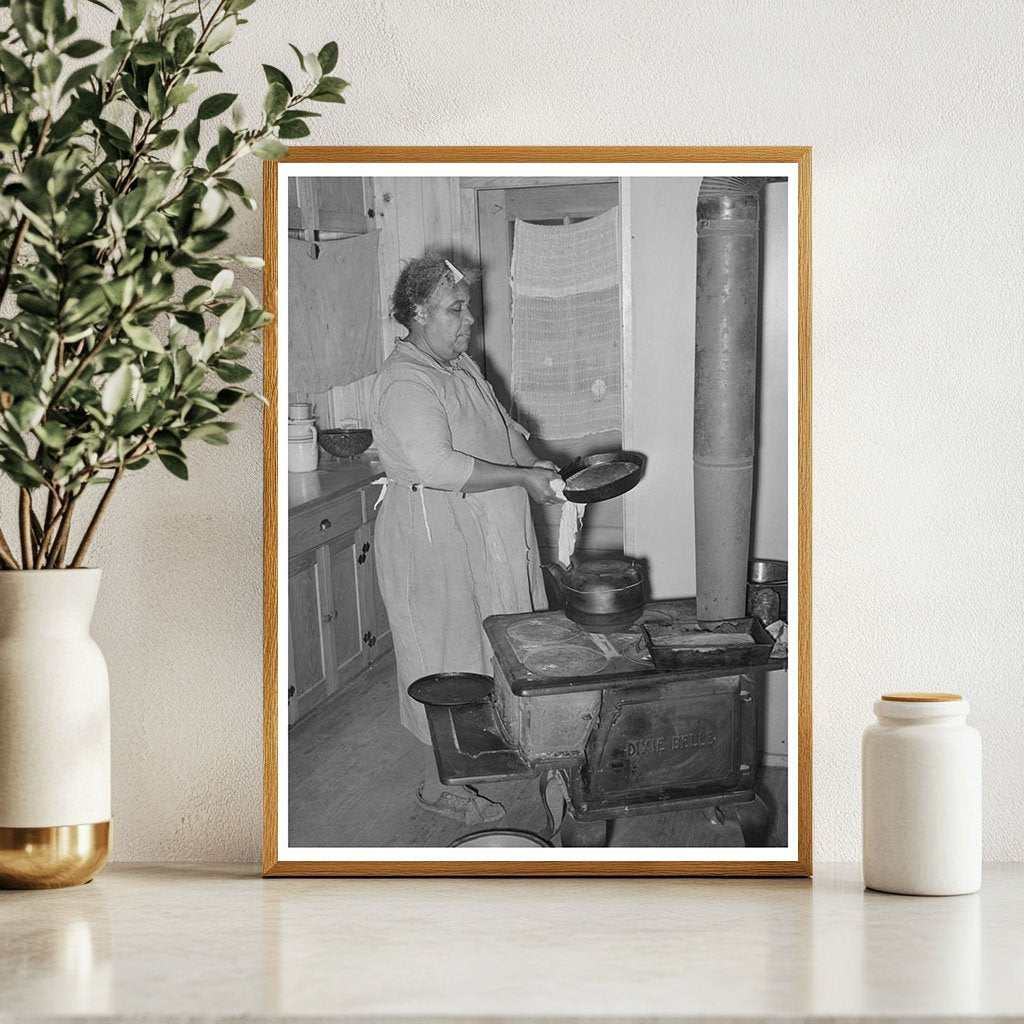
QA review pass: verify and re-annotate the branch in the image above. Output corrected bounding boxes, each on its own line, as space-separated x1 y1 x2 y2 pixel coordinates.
0 527 20 570
18 489 34 569
45 491 79 569
36 487 68 567
70 465 124 567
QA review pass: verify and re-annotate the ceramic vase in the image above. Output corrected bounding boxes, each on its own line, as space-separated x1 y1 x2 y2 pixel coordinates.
862 692 982 896
0 569 111 888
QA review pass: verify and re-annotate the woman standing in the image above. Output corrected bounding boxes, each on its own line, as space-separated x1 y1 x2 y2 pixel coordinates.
371 252 562 826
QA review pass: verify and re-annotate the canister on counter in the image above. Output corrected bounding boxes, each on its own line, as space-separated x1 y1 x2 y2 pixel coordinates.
862 692 982 895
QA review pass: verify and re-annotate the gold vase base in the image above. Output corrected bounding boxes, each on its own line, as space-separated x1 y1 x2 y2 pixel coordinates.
0 821 111 889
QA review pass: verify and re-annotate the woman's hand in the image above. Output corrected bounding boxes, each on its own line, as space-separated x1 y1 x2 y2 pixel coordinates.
532 459 560 473
521 466 564 505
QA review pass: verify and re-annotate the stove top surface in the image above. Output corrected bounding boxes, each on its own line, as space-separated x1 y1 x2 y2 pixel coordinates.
485 599 785 696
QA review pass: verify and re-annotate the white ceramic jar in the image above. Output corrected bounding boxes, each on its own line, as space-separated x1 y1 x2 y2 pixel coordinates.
862 692 981 896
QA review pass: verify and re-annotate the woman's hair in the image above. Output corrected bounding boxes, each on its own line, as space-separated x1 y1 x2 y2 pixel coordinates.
390 250 480 329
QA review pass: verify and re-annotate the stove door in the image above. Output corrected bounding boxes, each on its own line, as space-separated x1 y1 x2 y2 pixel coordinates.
573 673 757 817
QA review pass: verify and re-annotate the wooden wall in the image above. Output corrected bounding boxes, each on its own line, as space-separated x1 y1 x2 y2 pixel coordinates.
330 177 474 425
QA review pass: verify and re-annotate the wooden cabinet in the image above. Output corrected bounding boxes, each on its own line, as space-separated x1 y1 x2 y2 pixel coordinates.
325 527 366 686
287 548 330 721
287 476 391 725
361 515 392 657
288 177 373 237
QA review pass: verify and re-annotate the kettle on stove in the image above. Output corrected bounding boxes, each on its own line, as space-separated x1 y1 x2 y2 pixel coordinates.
544 558 646 634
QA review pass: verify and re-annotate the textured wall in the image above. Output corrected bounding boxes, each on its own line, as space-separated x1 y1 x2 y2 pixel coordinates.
29 0 1023 863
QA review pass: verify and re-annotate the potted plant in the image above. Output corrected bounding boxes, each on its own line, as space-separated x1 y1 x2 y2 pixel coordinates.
0 0 345 887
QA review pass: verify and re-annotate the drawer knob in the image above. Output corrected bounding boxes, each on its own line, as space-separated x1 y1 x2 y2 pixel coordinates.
319 518 332 532
368 633 376 647
362 631 371 644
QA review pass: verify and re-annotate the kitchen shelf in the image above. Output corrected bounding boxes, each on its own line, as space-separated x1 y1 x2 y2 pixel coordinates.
3 862 1022 1020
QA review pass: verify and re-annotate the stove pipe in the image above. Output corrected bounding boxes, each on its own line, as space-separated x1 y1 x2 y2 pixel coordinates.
693 178 762 621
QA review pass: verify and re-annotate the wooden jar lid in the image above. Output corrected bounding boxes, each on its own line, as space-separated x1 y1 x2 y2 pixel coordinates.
881 692 962 702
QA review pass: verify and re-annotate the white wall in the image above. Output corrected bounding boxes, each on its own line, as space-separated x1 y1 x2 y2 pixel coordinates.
32 0 1023 864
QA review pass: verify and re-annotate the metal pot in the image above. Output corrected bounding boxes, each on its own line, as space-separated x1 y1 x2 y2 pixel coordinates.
544 558 646 633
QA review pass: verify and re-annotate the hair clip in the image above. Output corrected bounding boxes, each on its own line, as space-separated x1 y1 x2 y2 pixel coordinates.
444 259 465 283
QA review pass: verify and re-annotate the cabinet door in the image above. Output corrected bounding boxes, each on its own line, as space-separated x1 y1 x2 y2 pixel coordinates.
325 529 368 689
287 548 330 723
362 518 392 658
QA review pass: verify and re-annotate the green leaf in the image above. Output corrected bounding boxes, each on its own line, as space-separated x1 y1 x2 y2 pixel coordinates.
132 43 169 66
182 284 211 310
112 405 151 435
181 365 206 391
309 88 346 104
158 452 188 479
0 49 33 86
262 63 292 94
217 295 246 339
60 63 98 96
101 365 133 414
9 399 46 432
214 362 251 384
149 128 177 149
38 51 63 86
42 0 66 33
317 41 339 75
215 388 247 408
250 137 287 160
172 26 196 65
123 322 165 353
203 15 236 53
210 268 234 294
198 91 237 119
189 422 231 445
63 38 104 58
147 74 166 118
318 75 349 93
166 82 199 107
277 120 310 140
10 1 45 52
299 51 321 80
121 0 152 33
34 421 70 449
264 81 288 118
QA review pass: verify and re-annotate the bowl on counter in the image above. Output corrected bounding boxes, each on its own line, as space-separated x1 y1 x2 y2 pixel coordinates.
318 428 373 459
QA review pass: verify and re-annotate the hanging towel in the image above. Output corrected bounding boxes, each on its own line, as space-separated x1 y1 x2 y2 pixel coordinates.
510 209 623 440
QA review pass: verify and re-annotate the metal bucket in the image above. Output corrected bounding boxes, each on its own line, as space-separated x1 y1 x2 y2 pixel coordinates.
449 829 552 848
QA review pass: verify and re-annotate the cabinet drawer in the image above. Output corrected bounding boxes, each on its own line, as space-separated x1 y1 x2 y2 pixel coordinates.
290 490 363 553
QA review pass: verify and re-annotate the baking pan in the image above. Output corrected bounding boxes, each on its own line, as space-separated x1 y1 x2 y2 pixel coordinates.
641 617 775 671
560 451 646 503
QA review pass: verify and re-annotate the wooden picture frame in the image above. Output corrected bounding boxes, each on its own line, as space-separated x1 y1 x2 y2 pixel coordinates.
263 147 812 877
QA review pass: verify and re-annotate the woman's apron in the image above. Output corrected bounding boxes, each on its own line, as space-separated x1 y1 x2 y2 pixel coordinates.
373 357 547 744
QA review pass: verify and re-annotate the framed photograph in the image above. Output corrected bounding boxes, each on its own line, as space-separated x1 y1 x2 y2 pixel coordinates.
262 147 812 877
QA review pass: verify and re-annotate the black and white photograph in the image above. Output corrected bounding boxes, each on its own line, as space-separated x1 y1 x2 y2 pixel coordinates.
267 151 810 874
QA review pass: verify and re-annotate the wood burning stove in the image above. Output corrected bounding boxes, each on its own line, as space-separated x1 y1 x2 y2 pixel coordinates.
411 598 783 847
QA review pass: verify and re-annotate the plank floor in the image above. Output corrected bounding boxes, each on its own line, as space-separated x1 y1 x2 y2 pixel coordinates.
288 651 788 850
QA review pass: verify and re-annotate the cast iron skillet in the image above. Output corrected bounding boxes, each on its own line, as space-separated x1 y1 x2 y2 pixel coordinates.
560 450 646 503
407 672 494 707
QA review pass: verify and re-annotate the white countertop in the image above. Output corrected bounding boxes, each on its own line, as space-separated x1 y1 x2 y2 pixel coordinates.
3 862 1022 1021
